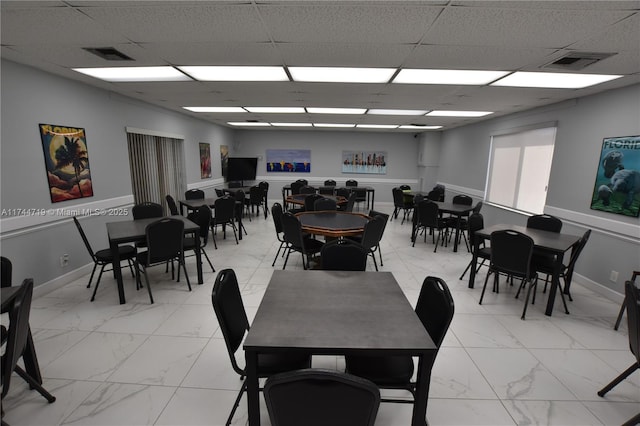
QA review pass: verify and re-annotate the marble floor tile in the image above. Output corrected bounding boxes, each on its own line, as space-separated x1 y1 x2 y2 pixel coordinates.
503 400 603 425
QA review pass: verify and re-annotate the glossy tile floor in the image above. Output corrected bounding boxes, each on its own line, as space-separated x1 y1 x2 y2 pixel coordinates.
3 205 638 426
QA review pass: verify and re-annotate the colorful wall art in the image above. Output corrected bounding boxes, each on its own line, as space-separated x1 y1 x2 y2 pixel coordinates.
199 143 211 178
342 151 387 174
266 149 311 173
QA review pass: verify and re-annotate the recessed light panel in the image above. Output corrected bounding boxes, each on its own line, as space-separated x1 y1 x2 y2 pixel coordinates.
227 122 271 126
356 124 399 129
393 69 509 85
399 125 442 130
178 66 288 81
368 109 428 115
289 67 396 83
270 123 313 127
313 123 356 128
307 107 366 114
490 71 622 89
426 110 493 117
73 66 191 82
244 107 306 113
183 107 246 113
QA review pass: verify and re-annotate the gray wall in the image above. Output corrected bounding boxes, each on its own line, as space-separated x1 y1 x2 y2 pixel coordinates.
436 84 640 296
1 60 234 288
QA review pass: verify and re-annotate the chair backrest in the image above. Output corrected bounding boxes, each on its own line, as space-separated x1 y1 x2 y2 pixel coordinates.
398 184 411 190
345 179 358 187
165 194 179 215
467 212 485 246
314 197 337 211
259 181 269 201
1 256 12 288
344 192 357 212
271 203 285 234
72 216 96 260
472 200 483 214
360 215 386 251
215 188 225 197
414 200 439 228
321 239 368 271
336 187 351 199
392 187 406 208
426 190 442 201
564 229 591 276
304 193 324 211
290 180 305 195
299 185 316 195
324 179 337 186
281 212 305 248
185 189 205 200
264 368 380 426
211 269 250 376
527 214 562 233
234 189 246 203
213 196 236 223
415 276 455 350
132 202 163 220
490 230 534 278
625 280 640 360
191 205 213 246
145 218 185 264
2 278 34 398
452 194 473 206
249 185 264 203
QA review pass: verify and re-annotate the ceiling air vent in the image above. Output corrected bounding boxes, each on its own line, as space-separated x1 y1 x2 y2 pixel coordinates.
83 47 133 61
543 52 616 71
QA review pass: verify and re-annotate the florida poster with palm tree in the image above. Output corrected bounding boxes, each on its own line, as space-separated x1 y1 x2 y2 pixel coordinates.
39 124 94 203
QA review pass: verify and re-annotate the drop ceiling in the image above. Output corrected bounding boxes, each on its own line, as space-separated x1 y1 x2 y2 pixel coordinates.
1 0 639 131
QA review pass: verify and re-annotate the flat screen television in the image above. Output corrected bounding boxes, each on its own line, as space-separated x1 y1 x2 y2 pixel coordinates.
226 157 257 183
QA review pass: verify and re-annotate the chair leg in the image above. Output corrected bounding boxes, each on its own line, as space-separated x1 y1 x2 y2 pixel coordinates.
141 266 154 304
282 248 291 270
479 271 492 304
622 412 640 426
14 366 56 403
87 263 98 288
370 251 378 271
272 241 286 267
598 363 639 396
225 383 247 426
521 277 537 320
90 265 107 302
614 302 627 330
181 258 192 291
202 250 215 272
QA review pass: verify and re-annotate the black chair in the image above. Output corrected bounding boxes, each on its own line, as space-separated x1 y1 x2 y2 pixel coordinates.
345 179 358 187
290 180 306 195
324 179 337 186
426 189 442 201
280 212 324 270
321 180 337 195
259 181 270 219
447 194 474 250
598 280 640 426
246 185 265 219
131 202 163 219
321 239 368 271
527 214 563 233
134 218 191 304
314 197 337 211
1 256 12 288
211 269 311 426
181 205 215 274
479 230 538 320
264 368 380 426
1 279 56 414
304 193 324 211
391 187 413 224
340 192 357 213
399 184 411 190
472 200 483 214
185 189 205 200
356 215 386 271
615 271 640 330
233 190 249 236
212 196 239 248
345 276 454 404
367 210 389 266
459 213 491 280
73 217 137 300
271 203 288 267
165 194 179 216
431 184 445 201
412 200 448 252
299 185 316 195
215 188 225 197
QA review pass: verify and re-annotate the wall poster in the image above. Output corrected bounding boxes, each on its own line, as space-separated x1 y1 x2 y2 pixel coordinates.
39 123 94 203
266 149 311 172
342 151 387 174
590 135 640 217
199 143 211 178
220 144 229 178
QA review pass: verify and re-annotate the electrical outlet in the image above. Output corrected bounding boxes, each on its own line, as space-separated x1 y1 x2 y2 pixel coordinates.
60 254 69 267
609 270 618 282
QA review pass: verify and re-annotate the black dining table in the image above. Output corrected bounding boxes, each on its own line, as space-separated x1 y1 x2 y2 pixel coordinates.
282 185 376 210
244 270 436 426
106 215 202 304
469 224 581 316
295 211 370 238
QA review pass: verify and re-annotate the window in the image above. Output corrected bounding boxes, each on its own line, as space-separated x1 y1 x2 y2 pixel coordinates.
486 124 557 214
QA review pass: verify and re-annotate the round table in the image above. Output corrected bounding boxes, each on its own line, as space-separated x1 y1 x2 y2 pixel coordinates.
295 211 370 238
286 194 347 207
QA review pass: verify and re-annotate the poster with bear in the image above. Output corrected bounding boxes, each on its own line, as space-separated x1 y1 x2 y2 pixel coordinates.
590 135 640 218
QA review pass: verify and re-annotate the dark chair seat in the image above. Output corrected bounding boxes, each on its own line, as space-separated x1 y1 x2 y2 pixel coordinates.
257 353 312 375
344 355 414 386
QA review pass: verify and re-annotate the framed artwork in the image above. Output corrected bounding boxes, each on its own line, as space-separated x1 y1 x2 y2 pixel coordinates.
590 135 640 217
342 151 387 174
220 144 229 178
199 143 211 178
39 123 93 203
266 149 311 173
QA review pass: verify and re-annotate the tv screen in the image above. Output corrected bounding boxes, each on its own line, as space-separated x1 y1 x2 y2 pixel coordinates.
226 157 257 182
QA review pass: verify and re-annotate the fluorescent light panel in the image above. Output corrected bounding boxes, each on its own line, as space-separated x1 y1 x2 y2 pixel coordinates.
313 123 356 128
393 69 509 85
490 71 623 89
307 107 366 114
270 123 313 127
399 125 442 130
426 110 493 117
73 66 191 82
368 109 428 116
227 122 271 127
289 67 395 83
183 106 246 113
356 124 399 129
178 66 288 81
244 107 305 113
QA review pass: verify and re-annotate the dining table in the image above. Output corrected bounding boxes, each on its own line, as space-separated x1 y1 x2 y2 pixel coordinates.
285 193 347 207
295 210 370 238
282 185 376 210
469 224 581 316
106 215 202 304
244 270 437 426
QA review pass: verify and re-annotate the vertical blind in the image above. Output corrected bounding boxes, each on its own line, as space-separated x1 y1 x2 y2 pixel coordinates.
486 125 557 214
126 131 186 211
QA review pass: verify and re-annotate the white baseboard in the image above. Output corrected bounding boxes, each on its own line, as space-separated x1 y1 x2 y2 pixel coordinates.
33 263 93 299
571 273 624 304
